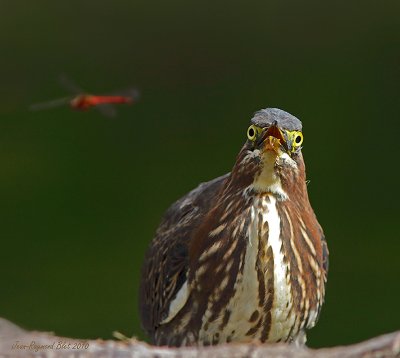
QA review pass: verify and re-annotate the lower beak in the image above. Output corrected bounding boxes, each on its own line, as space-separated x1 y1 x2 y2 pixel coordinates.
259 125 288 153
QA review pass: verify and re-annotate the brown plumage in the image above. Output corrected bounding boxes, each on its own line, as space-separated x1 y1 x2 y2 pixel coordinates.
139 108 328 347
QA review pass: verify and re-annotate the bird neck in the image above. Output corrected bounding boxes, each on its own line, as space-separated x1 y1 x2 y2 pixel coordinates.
279 152 309 204
226 148 308 203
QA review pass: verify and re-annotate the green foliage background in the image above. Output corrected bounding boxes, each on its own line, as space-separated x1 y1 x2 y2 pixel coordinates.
0 0 399 347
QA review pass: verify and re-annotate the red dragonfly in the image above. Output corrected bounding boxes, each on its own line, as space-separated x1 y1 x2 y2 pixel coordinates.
30 75 139 118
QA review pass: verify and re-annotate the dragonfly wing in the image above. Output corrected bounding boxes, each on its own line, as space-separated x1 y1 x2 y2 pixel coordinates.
29 96 71 111
58 73 85 95
122 88 140 102
107 87 140 102
96 103 117 118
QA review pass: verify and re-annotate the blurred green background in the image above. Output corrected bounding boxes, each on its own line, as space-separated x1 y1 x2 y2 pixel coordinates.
0 0 399 348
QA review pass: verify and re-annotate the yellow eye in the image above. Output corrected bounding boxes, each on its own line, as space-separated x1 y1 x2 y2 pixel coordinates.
247 125 259 141
292 131 303 147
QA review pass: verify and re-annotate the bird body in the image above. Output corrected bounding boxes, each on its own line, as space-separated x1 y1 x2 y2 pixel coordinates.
139 108 328 346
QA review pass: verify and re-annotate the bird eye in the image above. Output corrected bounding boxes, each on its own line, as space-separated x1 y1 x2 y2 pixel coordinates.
247 125 258 141
293 132 303 147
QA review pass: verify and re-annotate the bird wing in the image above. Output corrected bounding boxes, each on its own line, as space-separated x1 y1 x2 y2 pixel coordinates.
321 234 329 281
139 173 229 336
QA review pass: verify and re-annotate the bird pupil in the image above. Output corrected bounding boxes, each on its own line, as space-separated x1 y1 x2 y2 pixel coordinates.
249 128 255 137
295 135 302 143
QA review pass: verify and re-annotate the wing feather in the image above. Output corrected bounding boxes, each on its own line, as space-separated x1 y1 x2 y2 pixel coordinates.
139 174 229 336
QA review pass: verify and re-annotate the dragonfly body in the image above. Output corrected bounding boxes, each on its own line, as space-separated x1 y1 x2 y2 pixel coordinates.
30 75 138 118
70 95 133 111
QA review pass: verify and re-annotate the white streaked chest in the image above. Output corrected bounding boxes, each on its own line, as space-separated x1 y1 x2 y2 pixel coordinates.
261 195 296 341
199 194 296 343
198 203 260 343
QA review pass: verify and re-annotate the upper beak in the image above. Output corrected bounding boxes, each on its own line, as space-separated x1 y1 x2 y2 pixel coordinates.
258 124 289 153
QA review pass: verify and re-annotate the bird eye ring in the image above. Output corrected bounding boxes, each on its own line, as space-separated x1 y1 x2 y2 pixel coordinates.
247 125 258 141
293 132 303 147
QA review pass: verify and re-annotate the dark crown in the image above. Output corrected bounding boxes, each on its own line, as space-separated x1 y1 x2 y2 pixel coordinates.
251 108 302 131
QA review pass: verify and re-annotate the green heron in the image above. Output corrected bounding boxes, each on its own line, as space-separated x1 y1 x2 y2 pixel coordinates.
139 108 328 346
